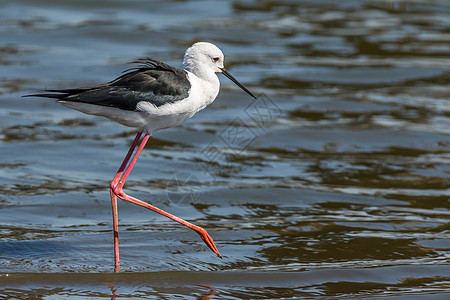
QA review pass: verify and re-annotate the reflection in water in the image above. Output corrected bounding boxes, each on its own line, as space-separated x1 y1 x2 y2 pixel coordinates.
106 281 218 299
108 283 117 300
196 284 218 300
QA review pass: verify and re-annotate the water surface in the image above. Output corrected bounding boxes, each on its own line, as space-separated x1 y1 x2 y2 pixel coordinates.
0 0 449 298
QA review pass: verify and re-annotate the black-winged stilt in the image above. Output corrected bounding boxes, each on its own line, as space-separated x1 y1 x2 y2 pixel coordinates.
25 42 256 272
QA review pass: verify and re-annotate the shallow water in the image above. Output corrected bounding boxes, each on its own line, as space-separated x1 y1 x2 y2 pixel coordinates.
1 0 449 299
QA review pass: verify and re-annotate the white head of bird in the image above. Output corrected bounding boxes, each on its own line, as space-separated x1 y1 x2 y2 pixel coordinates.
183 42 257 101
182 42 225 78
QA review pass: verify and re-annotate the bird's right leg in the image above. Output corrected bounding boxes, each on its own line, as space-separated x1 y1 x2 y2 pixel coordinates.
109 131 142 273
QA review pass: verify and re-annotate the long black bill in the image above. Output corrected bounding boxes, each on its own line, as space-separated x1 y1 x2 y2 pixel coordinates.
220 67 257 99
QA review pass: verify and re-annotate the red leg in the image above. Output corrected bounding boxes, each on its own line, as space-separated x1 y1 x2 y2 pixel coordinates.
111 131 143 189
110 131 142 273
110 131 221 272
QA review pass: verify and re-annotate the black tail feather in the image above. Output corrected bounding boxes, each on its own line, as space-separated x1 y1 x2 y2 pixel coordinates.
22 92 67 99
22 87 96 99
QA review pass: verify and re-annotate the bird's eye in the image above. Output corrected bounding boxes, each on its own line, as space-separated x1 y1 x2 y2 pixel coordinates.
212 57 220 63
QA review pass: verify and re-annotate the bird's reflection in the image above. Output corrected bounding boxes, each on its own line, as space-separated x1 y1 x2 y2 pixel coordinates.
108 283 118 300
107 283 218 299
196 284 218 300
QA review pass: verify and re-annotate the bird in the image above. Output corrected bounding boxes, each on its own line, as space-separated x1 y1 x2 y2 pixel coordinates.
24 42 257 272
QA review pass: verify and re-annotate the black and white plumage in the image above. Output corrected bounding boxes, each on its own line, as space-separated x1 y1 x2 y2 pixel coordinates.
26 42 256 132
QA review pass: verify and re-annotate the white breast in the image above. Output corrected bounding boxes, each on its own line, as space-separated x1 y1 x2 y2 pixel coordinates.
135 71 220 131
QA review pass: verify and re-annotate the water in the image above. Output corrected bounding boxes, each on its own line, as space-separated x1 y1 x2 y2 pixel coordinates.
1 0 449 298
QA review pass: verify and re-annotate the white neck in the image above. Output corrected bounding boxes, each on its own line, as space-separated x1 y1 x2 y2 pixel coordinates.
182 60 214 82
183 59 220 98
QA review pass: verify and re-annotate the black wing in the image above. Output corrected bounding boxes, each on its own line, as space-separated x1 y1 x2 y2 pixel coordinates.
24 58 191 111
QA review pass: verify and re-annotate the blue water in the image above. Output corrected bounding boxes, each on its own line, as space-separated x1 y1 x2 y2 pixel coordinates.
0 0 449 298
